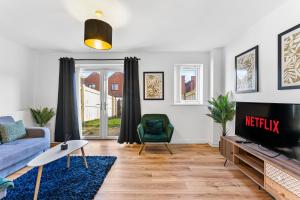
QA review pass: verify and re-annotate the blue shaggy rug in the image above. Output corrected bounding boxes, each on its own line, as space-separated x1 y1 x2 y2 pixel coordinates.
5 156 116 200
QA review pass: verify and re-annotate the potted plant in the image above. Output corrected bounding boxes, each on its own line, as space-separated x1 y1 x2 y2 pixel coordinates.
206 93 235 136
30 107 56 127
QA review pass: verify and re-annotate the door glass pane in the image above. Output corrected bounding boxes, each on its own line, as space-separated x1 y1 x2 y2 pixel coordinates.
80 71 101 137
106 71 123 137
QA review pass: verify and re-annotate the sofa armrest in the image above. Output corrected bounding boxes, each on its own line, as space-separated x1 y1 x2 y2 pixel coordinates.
25 127 50 141
166 123 174 142
137 123 144 143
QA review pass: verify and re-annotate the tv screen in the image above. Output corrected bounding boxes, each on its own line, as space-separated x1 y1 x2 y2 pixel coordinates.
235 102 300 161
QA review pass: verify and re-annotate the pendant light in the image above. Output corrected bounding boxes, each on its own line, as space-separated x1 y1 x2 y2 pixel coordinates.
84 11 112 50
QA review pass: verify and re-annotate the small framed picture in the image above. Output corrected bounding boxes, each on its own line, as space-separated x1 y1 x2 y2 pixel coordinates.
278 24 300 90
235 46 259 93
143 72 164 100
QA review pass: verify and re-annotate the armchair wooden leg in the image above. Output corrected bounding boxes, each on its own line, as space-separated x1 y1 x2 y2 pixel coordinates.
67 154 71 168
224 159 228 167
139 143 145 155
164 143 173 155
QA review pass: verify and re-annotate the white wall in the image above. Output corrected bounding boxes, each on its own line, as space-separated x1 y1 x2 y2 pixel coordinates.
224 0 300 135
0 35 37 125
34 51 213 143
1 1 297 144
209 48 225 146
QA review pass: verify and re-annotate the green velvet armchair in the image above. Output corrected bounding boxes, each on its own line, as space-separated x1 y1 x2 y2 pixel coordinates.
137 114 174 155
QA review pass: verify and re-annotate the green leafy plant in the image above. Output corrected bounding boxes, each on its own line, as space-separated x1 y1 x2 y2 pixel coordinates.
206 93 235 136
30 107 56 127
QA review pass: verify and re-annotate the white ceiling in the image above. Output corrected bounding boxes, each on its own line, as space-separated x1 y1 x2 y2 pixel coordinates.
0 0 286 52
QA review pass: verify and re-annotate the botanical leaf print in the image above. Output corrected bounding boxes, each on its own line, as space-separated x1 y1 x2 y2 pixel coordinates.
283 29 300 85
236 49 256 91
145 74 162 98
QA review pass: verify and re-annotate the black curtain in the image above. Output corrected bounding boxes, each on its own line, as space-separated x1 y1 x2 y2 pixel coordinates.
118 57 141 144
55 58 80 142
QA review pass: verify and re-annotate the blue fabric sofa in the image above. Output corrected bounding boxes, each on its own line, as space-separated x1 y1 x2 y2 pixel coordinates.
0 116 50 177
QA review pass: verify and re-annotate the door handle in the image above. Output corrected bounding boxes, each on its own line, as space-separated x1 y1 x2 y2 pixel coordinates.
99 103 106 111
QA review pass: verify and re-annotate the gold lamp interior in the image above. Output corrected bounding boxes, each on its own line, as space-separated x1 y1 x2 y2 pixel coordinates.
84 39 112 50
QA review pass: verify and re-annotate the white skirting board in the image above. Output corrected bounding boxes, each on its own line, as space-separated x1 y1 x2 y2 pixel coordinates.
170 139 208 144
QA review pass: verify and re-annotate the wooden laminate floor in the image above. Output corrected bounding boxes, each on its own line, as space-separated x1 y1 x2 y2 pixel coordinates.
9 140 272 200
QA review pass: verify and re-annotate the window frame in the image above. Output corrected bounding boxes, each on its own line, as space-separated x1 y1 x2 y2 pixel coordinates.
174 64 203 105
111 83 119 91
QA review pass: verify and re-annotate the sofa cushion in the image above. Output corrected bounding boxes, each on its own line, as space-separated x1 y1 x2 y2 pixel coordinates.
0 138 48 171
0 121 26 143
145 119 164 135
0 116 15 145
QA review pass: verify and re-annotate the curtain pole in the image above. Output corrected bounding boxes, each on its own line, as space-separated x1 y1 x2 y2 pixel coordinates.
58 58 141 61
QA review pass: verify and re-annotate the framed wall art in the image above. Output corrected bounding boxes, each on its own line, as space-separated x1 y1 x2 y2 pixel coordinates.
235 46 259 93
143 72 164 100
278 24 300 90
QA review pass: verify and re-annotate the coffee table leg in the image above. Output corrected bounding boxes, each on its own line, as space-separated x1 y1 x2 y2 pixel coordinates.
81 147 88 169
34 166 43 200
67 154 71 168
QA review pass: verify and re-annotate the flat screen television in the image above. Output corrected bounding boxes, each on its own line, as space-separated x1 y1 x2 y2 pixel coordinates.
235 102 300 161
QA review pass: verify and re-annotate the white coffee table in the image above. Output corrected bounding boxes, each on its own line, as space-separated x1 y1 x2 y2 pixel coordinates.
28 140 88 200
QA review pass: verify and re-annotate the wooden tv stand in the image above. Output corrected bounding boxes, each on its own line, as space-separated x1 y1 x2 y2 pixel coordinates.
220 136 300 200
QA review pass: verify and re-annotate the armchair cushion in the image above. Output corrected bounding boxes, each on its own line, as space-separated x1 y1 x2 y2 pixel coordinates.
145 119 163 135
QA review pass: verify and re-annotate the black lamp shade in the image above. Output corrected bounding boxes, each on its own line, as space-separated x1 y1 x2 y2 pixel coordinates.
84 19 112 50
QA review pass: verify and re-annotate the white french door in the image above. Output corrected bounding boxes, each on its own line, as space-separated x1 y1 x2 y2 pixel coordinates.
76 65 123 139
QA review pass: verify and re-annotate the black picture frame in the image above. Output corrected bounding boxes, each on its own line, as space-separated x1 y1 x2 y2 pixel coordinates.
235 45 259 93
278 24 300 90
143 72 164 100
